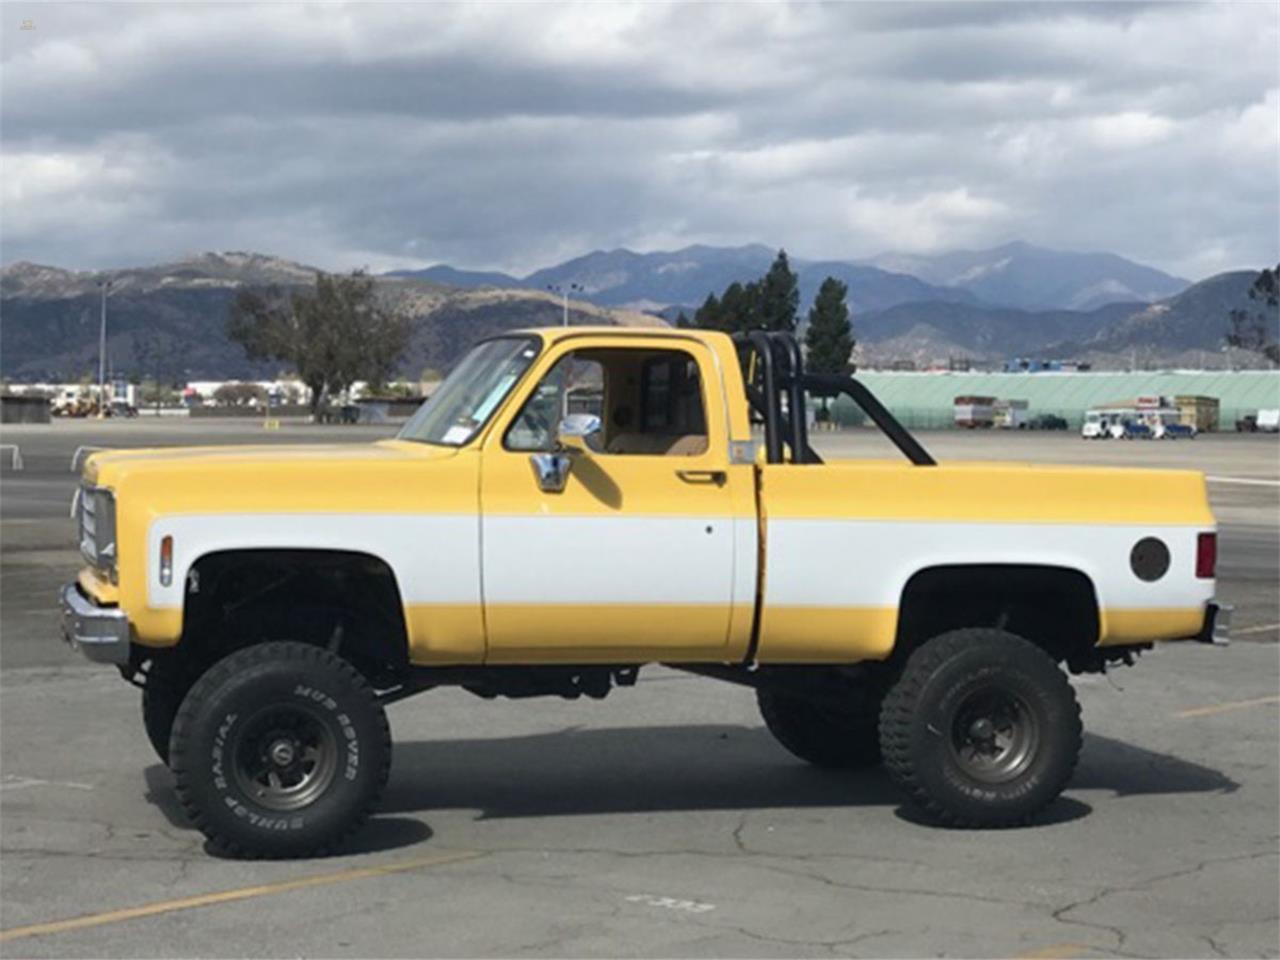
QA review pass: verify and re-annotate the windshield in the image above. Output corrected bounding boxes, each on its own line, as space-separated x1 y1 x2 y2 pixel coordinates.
398 337 540 446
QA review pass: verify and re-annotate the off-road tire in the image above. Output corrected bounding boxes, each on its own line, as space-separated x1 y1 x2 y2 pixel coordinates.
879 628 1081 827
757 688 882 769
141 657 195 765
170 642 391 858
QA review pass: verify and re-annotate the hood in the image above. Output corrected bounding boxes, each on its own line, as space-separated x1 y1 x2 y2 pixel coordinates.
81 440 475 519
83 439 453 488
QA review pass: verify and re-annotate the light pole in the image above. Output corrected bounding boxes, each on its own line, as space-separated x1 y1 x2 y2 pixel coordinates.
546 282 584 326
97 278 113 418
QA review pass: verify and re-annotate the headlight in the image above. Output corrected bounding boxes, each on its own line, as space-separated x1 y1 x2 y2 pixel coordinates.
78 486 117 580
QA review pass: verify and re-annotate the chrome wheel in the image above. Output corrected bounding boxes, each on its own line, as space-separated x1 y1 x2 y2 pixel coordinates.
949 686 1039 784
232 706 338 811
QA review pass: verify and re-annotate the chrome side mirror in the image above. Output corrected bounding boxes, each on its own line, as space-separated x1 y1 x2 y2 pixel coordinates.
529 414 601 493
530 452 572 493
556 413 602 453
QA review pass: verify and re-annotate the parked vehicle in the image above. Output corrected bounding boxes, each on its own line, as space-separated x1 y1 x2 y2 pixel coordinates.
954 395 996 428
1030 414 1068 431
1155 421 1196 440
1118 419 1153 440
1082 410 1116 438
993 399 1029 429
1234 410 1278 432
62 328 1227 857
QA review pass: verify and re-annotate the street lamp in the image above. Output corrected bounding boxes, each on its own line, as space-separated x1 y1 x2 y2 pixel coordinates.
546 282 584 326
97 278 113 418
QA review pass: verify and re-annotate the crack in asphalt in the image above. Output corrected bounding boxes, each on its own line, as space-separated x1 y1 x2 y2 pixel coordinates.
717 922 904 957
1201 932 1230 958
1049 849 1280 952
751 858 1045 910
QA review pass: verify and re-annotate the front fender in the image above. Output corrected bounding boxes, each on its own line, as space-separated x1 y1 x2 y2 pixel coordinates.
130 513 485 662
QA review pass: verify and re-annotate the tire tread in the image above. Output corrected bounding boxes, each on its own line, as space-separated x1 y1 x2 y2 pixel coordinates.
879 629 1082 828
169 641 391 858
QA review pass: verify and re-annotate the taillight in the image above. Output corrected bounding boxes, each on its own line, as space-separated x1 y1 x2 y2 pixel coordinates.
159 535 173 586
1196 532 1216 579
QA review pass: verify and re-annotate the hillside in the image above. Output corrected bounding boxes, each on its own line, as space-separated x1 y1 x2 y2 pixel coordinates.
856 270 1272 368
862 241 1189 311
856 300 1139 366
1062 270 1273 353
0 256 656 381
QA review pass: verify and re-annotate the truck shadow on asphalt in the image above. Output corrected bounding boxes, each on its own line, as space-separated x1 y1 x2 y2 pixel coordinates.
141 725 1240 855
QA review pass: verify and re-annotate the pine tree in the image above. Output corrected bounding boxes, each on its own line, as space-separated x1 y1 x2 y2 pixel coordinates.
1226 263 1280 365
674 310 691 328
758 249 800 332
720 281 760 332
693 292 722 330
804 276 855 420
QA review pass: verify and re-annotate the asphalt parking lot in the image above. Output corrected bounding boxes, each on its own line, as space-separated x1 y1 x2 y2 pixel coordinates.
1 420 1277 958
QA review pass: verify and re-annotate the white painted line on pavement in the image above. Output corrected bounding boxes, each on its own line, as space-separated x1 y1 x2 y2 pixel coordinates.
624 894 716 914
1206 475 1280 487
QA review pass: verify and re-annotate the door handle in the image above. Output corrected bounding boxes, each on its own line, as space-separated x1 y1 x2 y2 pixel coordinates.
676 469 726 486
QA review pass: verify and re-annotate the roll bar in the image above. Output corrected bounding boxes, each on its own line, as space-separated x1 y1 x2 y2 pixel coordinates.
731 331 935 467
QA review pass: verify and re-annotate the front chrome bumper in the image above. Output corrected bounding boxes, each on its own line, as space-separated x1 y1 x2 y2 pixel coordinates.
59 582 130 665
1197 601 1232 646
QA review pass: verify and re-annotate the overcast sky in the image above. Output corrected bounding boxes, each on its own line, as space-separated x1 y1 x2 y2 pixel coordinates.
2 2 1276 279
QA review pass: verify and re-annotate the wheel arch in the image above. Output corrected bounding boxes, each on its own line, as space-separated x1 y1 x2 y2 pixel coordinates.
176 547 411 684
893 563 1102 668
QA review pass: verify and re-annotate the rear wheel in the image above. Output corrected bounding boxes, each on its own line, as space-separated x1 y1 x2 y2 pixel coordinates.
757 687 882 769
170 641 391 858
879 628 1081 827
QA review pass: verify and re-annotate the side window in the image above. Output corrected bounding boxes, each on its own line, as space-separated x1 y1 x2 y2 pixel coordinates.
606 350 708 456
641 355 706 435
506 353 604 452
506 346 708 456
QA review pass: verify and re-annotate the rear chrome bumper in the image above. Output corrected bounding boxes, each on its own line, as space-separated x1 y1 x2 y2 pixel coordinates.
59 582 130 665
1196 601 1232 646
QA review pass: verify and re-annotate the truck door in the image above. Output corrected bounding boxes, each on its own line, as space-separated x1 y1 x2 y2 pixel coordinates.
479 336 756 662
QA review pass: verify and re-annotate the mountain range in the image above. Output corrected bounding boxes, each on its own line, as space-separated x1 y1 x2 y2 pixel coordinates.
861 241 1189 311
393 241 1190 315
855 271 1271 369
1 245 1271 382
393 244 976 317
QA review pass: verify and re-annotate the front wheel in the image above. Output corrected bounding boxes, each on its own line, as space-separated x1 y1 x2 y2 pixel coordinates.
879 628 1081 827
170 642 391 858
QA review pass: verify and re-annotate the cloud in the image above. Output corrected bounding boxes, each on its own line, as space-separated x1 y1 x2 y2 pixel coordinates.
1 1 1275 279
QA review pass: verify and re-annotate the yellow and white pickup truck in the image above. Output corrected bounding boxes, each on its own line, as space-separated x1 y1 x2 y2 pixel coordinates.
62 327 1229 857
